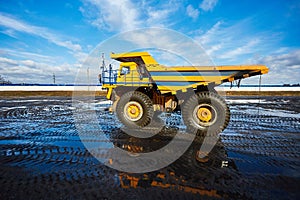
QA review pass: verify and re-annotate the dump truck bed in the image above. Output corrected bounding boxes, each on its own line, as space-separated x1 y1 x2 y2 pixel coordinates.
146 64 268 92
104 52 268 94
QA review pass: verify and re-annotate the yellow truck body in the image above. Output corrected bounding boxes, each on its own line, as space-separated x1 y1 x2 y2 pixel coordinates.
100 52 268 135
103 52 268 98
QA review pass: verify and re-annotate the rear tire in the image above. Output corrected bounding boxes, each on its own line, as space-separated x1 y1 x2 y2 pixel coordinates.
116 91 153 128
182 92 230 136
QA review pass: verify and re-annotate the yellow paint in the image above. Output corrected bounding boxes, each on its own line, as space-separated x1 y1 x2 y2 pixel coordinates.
106 87 113 99
127 104 140 119
197 107 212 122
158 65 267 72
228 77 234 82
110 52 158 64
102 52 269 95
146 64 268 74
151 76 232 82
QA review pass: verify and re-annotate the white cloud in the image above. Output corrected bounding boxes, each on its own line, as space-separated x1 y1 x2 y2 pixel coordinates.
0 13 87 83
80 0 140 32
190 17 300 84
225 49 300 85
0 48 57 64
0 56 79 84
73 51 89 63
186 5 200 20
0 13 82 52
219 39 260 59
259 50 300 69
0 29 18 39
196 21 222 45
256 50 300 84
0 57 18 66
205 44 222 55
144 0 181 27
194 18 280 63
199 0 218 12
116 28 213 66
80 0 181 31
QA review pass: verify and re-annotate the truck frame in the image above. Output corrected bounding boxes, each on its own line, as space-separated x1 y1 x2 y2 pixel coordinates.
100 52 268 135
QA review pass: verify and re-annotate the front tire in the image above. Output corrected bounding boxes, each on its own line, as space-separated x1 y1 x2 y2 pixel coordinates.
116 91 153 128
182 92 230 136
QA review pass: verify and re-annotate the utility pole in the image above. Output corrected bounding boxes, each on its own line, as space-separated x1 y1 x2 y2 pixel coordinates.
53 73 56 84
87 67 90 91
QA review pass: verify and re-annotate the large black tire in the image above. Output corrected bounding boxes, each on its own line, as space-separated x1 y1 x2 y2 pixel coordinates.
116 91 154 128
182 92 230 136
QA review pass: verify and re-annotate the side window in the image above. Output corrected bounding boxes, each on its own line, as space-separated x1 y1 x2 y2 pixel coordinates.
120 66 130 75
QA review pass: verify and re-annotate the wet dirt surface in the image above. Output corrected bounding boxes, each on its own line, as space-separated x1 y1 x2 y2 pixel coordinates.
0 96 299 199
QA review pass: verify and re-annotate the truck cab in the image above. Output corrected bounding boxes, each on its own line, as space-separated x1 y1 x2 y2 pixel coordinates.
117 62 150 85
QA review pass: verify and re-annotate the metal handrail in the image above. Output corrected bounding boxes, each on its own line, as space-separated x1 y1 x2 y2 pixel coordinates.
102 70 151 85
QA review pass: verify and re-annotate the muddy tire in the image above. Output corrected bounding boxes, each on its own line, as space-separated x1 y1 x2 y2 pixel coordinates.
182 92 230 136
116 91 153 128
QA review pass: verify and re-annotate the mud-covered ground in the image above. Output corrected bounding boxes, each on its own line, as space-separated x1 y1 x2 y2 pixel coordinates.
0 96 299 199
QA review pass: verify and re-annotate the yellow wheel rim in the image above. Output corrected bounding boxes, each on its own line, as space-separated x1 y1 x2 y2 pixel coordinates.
124 101 143 121
127 104 141 119
197 107 212 122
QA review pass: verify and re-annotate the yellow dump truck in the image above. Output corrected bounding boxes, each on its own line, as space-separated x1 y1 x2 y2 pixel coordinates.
100 52 268 135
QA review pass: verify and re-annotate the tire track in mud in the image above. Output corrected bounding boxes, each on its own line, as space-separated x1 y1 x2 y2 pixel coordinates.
0 96 299 199
228 113 300 132
0 101 78 142
0 160 123 200
221 109 299 176
0 144 113 185
1 99 299 164
0 138 242 199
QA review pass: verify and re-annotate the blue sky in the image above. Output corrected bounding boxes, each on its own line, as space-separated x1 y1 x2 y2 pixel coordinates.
0 0 299 84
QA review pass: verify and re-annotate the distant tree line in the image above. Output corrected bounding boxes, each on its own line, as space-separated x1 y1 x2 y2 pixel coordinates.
0 75 12 85
283 83 300 87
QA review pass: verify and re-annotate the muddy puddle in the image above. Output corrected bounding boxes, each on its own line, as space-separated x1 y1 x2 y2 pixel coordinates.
0 96 299 199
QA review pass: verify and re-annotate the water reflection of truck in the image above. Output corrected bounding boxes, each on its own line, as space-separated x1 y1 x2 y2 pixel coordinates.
118 172 221 198
114 135 236 199
100 52 268 135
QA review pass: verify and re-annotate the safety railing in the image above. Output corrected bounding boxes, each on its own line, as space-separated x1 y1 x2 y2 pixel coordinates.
101 69 118 85
101 69 152 86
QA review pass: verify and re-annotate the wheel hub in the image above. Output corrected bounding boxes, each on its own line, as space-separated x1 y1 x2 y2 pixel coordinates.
128 105 140 118
124 101 143 121
193 104 217 127
197 107 212 122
